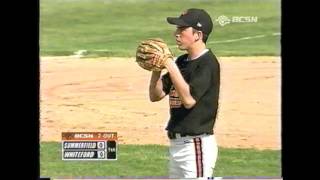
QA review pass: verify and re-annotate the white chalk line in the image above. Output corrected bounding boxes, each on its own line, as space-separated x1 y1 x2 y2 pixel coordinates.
169 32 280 48
209 32 280 44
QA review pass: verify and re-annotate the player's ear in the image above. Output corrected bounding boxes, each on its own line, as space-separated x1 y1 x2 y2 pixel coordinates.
197 31 203 41
195 31 202 41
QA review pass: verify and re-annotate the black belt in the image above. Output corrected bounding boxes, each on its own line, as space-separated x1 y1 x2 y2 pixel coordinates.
167 131 213 139
167 131 188 139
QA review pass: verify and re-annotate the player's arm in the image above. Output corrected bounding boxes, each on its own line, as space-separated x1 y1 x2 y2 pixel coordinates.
164 61 196 109
149 71 166 102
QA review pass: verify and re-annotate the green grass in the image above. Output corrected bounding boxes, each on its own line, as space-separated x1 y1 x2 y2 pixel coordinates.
40 0 281 57
40 142 281 178
216 147 281 176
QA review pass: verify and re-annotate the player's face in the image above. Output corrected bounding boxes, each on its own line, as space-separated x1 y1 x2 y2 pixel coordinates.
174 26 198 50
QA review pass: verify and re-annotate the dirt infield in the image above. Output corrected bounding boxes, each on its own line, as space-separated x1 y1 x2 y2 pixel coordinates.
40 56 281 150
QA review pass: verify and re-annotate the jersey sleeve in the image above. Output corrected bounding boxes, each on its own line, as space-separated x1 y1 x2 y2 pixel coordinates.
189 64 212 102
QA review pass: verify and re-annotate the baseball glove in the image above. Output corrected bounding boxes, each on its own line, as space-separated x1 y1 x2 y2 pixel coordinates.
136 38 174 71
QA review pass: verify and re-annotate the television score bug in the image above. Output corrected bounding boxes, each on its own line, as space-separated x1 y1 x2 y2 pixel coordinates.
61 132 117 160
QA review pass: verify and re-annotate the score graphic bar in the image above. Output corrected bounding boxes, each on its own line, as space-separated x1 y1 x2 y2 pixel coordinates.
62 132 117 160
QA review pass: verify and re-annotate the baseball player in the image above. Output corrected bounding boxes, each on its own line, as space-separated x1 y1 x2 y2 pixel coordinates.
148 8 220 179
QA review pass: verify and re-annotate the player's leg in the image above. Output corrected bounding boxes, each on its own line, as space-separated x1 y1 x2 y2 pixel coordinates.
168 135 218 179
169 157 182 178
168 139 185 178
169 137 203 178
201 134 218 177
182 135 218 179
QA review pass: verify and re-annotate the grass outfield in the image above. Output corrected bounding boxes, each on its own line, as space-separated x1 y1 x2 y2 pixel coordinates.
40 142 281 177
40 0 281 57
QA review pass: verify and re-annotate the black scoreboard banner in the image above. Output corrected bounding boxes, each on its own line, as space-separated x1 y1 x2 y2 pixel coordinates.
61 132 117 160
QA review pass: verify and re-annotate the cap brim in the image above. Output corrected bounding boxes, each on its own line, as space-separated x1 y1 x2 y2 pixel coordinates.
166 17 190 26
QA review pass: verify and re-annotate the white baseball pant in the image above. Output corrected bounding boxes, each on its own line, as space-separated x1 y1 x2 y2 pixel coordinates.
168 134 218 179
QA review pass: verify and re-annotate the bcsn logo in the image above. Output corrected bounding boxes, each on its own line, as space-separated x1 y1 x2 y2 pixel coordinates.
216 15 258 26
217 15 231 26
232 16 258 23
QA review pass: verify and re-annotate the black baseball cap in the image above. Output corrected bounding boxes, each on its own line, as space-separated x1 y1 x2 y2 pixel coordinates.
167 8 213 36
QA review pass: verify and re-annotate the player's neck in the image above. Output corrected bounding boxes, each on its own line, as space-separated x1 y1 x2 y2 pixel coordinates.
187 42 207 60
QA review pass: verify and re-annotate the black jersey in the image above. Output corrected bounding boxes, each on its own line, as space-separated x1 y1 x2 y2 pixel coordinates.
162 49 220 135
